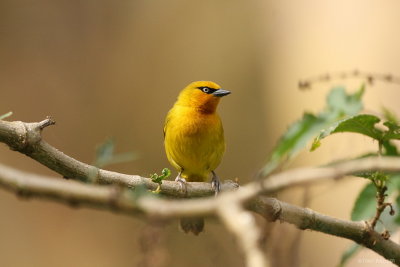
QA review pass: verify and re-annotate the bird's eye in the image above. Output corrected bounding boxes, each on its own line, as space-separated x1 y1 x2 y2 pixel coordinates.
202 87 210 93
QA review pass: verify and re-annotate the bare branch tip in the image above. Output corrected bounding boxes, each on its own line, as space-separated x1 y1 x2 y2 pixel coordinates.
381 230 390 240
39 116 56 130
298 80 311 90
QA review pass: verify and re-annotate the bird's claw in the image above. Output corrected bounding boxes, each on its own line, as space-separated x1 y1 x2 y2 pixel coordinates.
211 180 220 196
211 171 221 196
175 175 187 193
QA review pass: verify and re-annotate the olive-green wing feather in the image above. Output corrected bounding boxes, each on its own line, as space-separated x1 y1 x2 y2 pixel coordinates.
163 111 171 139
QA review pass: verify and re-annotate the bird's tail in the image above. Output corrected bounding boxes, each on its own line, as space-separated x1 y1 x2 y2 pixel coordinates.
179 217 204 235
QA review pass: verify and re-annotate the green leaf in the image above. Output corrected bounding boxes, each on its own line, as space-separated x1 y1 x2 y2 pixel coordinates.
382 106 399 124
326 85 364 116
338 244 361 267
351 182 377 221
262 113 322 174
93 138 138 168
94 138 115 167
150 168 171 185
261 86 364 175
0 111 13 120
315 115 382 146
313 114 400 156
331 115 382 139
383 121 400 140
310 136 321 152
395 195 400 224
382 140 398 156
161 168 171 178
351 177 396 224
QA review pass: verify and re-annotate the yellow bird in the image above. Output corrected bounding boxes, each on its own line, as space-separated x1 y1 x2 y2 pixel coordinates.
164 81 231 234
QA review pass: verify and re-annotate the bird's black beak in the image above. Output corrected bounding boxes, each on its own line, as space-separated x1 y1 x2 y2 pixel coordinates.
212 89 231 97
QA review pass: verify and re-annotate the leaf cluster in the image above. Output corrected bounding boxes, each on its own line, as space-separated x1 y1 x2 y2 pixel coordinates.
150 168 171 194
312 114 400 155
262 86 364 175
262 84 400 265
150 168 171 185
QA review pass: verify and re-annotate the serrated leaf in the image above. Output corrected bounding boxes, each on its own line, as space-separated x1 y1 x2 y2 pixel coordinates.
338 244 361 267
312 114 383 153
332 115 382 139
261 86 364 175
314 114 400 155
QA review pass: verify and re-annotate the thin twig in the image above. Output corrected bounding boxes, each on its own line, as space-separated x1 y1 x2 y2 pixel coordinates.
299 70 400 90
262 156 400 194
370 182 394 235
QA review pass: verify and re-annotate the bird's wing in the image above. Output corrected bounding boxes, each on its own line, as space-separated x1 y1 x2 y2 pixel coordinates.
163 121 167 139
163 111 171 139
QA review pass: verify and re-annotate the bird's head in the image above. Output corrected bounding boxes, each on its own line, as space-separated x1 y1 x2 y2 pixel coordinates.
177 81 231 113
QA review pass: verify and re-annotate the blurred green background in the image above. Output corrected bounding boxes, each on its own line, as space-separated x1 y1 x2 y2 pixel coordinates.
1 1 400 266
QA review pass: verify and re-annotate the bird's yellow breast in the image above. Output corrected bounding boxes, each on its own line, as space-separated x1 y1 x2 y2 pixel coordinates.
164 104 225 182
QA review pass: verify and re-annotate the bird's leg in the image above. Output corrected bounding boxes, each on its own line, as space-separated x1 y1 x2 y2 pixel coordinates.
175 171 187 193
211 171 221 196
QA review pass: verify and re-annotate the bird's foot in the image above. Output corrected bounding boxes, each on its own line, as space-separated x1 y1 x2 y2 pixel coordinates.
211 171 221 196
175 175 187 193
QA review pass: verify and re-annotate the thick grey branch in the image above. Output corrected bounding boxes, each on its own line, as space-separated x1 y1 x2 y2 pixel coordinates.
250 198 400 264
0 162 399 265
0 162 217 217
0 118 238 197
2 118 400 265
3 118 400 198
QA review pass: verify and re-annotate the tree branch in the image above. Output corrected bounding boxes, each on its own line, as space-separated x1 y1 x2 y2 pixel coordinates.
217 196 270 267
298 70 400 90
261 156 400 193
250 198 400 264
0 162 399 265
2 118 400 265
0 118 239 198
3 118 400 198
